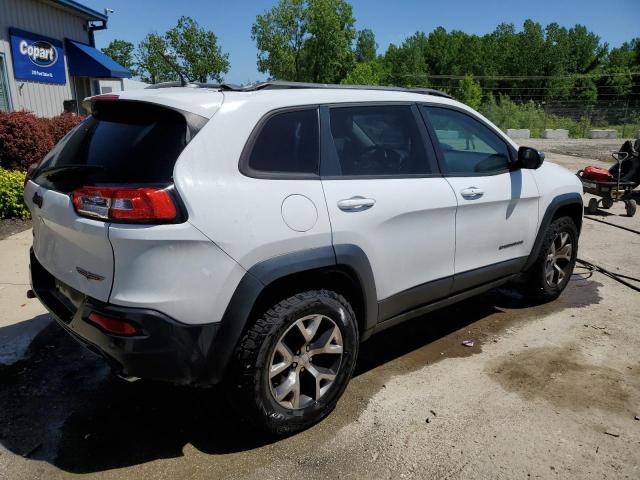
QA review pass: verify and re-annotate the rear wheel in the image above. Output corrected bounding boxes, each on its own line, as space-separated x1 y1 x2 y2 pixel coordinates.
626 199 637 217
601 197 614 209
522 216 578 302
587 198 599 215
227 290 358 435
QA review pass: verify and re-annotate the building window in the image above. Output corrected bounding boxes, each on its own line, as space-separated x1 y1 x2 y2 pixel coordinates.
0 54 11 112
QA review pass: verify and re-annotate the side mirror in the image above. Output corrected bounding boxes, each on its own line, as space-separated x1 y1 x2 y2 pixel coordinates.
517 146 545 169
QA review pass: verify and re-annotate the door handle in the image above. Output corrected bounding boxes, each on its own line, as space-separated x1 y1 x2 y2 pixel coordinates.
337 196 376 211
460 187 484 199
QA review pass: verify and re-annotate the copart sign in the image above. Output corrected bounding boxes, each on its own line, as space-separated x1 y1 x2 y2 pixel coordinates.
10 28 66 85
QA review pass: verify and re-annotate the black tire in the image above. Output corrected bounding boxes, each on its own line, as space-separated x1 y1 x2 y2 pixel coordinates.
522 216 578 302
626 199 637 217
601 197 614 209
587 197 599 215
226 290 358 435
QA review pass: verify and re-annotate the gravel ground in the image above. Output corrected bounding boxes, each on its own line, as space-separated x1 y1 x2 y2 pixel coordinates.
0 145 638 480
526 138 636 164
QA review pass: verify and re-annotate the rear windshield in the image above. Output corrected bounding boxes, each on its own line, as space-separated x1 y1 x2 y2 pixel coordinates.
33 101 204 191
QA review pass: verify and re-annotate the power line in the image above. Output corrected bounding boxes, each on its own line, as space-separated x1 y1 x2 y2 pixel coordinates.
418 72 640 80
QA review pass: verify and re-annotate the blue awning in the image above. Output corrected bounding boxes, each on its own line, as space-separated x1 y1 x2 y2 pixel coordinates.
65 39 131 79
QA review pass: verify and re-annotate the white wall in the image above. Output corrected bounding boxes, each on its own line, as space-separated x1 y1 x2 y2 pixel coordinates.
99 78 149 94
0 0 92 117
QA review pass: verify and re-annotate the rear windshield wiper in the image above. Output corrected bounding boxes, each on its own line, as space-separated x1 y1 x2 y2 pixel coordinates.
37 165 104 180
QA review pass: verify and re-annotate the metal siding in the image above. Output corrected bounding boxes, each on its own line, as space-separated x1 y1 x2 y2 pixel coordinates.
0 0 92 116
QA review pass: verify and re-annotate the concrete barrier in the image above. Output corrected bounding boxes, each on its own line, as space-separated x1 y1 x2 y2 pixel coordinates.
542 129 569 139
506 128 530 139
434 130 459 140
588 129 617 139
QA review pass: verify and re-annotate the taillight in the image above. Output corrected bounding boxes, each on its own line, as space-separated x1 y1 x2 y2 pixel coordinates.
72 186 177 223
87 312 141 336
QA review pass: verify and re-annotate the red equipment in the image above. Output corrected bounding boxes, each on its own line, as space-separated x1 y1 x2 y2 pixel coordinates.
581 166 612 183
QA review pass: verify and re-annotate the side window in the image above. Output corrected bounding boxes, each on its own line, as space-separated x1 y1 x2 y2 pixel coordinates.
423 107 510 174
247 109 319 175
329 105 432 176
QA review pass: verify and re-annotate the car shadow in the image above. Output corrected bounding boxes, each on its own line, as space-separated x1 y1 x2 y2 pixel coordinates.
0 283 586 474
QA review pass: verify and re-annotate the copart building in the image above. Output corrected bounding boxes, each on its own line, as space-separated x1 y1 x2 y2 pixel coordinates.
0 0 130 116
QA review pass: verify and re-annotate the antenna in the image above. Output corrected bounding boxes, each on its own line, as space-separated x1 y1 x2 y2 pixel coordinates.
158 50 189 86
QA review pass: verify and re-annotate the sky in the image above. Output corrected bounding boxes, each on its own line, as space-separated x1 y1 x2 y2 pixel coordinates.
83 0 640 84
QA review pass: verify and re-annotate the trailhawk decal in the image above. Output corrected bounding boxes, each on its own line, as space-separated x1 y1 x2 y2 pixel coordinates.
9 28 66 85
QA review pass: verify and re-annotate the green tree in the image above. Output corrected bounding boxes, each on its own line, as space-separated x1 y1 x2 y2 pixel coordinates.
456 74 482 109
341 60 383 85
252 0 356 83
165 16 230 83
136 33 177 84
304 0 356 83
101 39 137 75
252 0 307 81
382 33 429 87
606 39 639 68
355 29 377 63
376 20 624 104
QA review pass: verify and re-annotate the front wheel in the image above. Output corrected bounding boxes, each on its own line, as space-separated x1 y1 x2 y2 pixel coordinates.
522 216 578 302
227 290 358 435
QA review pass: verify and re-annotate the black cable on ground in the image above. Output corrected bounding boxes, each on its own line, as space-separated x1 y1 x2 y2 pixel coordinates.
576 258 640 293
584 215 640 235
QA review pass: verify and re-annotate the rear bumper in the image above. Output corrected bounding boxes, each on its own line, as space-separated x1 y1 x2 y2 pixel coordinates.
30 249 220 385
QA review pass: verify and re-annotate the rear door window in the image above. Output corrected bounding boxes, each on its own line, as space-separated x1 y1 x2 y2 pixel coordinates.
244 108 319 176
33 101 203 191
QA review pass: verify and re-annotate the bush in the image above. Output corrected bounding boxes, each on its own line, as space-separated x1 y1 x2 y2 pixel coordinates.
479 95 585 138
0 111 84 172
0 169 29 220
0 111 53 171
48 112 85 144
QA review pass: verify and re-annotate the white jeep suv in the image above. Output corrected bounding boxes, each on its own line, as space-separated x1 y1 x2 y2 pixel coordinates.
24 81 582 434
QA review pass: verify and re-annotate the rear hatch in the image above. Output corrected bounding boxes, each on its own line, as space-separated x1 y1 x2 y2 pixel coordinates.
25 98 208 302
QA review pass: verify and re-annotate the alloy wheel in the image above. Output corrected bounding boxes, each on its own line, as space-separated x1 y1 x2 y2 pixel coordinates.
268 314 343 410
544 231 573 287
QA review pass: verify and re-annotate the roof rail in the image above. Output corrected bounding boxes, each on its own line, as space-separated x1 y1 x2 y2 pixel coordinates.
243 81 453 98
145 79 452 99
145 81 232 90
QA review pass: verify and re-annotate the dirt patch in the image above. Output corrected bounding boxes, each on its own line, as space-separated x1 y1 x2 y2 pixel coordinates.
333 278 603 429
526 138 627 163
488 345 639 416
0 219 31 241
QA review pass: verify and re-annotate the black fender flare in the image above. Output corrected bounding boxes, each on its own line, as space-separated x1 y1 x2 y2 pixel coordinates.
523 192 583 272
206 245 378 383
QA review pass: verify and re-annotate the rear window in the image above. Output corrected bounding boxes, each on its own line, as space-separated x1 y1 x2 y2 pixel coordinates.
34 101 203 191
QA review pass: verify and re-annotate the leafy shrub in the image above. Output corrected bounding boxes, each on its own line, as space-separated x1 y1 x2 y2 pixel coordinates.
479 95 583 138
48 112 85 144
0 111 53 171
0 169 29 220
